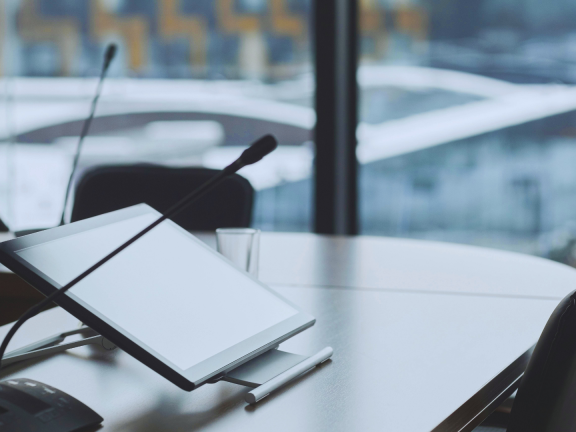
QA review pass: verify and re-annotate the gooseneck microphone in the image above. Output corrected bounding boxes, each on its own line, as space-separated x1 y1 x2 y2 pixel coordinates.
59 43 118 226
0 134 278 368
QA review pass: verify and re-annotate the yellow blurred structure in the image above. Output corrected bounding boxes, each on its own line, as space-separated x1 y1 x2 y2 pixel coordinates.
4 0 428 77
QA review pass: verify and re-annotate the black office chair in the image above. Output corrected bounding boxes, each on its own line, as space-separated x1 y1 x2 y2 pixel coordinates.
475 289 576 431
0 217 8 232
71 165 254 231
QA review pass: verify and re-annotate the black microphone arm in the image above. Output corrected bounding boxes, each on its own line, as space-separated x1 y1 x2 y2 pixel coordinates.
0 134 278 368
59 43 118 226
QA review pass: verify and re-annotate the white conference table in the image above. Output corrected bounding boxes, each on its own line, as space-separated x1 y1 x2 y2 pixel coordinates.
1 232 575 432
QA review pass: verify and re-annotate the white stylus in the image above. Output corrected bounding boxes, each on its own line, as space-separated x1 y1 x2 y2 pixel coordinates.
245 346 333 404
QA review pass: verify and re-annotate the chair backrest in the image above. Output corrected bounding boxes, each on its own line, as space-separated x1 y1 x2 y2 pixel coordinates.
71 165 254 231
0 217 8 232
508 289 576 432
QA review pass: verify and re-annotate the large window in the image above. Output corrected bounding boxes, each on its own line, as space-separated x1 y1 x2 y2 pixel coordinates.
358 0 576 264
0 0 313 232
6 0 576 265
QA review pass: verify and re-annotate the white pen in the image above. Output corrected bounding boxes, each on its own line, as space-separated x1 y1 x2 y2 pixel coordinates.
245 347 334 404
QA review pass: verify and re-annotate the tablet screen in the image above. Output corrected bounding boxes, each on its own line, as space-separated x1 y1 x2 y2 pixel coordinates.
15 213 298 371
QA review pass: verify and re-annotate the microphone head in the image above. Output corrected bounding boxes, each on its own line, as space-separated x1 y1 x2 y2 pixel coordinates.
239 134 278 167
103 43 118 69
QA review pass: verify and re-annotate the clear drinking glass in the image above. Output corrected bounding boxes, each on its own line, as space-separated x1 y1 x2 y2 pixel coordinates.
216 228 260 277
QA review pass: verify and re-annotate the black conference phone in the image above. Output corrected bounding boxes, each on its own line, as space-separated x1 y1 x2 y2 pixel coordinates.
0 378 102 431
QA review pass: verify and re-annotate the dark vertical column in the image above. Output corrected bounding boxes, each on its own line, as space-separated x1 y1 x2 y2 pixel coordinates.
314 0 359 235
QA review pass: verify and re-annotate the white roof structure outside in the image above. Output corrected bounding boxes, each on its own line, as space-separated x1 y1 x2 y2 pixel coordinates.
1 66 576 229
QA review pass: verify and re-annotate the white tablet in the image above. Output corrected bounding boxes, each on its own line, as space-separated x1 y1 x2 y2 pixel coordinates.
0 204 315 390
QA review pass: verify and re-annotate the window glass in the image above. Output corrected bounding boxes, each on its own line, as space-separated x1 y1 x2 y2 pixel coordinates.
0 0 313 232
359 0 576 265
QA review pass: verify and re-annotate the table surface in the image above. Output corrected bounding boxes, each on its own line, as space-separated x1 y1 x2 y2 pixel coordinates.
1 232 575 432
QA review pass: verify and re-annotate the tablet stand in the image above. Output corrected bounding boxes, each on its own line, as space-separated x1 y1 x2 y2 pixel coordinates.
4 328 332 405
223 346 333 404
2 328 116 367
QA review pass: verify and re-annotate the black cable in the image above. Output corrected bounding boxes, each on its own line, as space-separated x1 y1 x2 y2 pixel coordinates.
0 134 277 369
59 44 117 226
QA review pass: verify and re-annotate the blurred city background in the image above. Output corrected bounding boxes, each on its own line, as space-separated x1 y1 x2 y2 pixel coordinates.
2 0 576 265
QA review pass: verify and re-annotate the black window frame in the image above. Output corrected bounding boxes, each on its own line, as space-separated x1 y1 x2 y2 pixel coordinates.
313 0 359 235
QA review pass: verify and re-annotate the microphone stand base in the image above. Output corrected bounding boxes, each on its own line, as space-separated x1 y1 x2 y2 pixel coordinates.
2 327 116 367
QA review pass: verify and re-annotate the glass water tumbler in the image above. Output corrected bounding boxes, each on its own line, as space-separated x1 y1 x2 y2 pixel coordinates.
216 228 261 277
